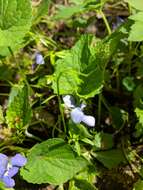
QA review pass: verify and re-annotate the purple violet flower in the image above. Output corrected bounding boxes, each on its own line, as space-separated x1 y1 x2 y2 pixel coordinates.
35 53 45 65
0 153 27 188
63 95 95 127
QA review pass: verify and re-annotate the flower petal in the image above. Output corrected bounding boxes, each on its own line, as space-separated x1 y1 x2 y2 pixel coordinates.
2 176 15 188
63 95 75 108
81 115 95 127
80 103 86 110
35 53 45 65
71 108 84 123
0 154 8 178
10 154 27 167
8 166 19 177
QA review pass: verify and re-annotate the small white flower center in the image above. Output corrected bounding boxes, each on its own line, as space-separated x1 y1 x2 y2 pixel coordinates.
3 162 12 177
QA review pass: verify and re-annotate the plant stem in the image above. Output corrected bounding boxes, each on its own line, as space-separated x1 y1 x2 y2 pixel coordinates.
101 95 111 112
58 95 67 134
99 10 112 35
0 93 9 96
98 93 102 125
68 180 75 190
57 75 67 135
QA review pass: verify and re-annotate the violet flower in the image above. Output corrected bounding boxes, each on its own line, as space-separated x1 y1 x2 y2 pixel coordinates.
0 153 27 188
63 95 95 127
35 53 45 65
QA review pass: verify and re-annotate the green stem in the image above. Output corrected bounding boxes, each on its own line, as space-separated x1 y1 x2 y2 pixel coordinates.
25 128 42 142
116 69 120 91
99 10 112 35
58 185 64 190
0 93 9 96
98 93 102 125
121 139 136 177
68 180 75 190
57 75 67 134
58 95 67 134
128 2 132 15
101 95 111 112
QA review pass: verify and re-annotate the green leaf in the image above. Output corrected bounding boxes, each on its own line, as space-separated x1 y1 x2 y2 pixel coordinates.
93 149 126 169
128 11 143 41
139 166 143 178
133 85 143 108
68 121 92 139
6 82 31 129
52 32 122 98
52 35 93 95
74 179 97 190
129 12 143 22
133 180 143 190
134 122 143 138
110 107 128 129
135 107 143 125
69 0 83 4
125 0 143 11
93 132 113 150
0 0 32 57
0 106 4 124
128 21 143 41
21 138 87 185
0 65 15 80
33 0 51 24
78 32 122 98
122 76 135 91
54 4 84 20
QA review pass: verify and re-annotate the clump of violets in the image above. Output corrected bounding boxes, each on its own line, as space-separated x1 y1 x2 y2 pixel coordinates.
63 95 95 127
0 153 27 188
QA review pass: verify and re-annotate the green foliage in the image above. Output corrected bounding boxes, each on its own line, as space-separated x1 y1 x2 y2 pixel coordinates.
33 0 51 24
127 2 143 41
93 132 113 150
133 85 143 108
122 76 135 91
125 0 143 11
0 106 4 124
128 21 143 41
110 107 128 129
133 180 143 190
0 0 143 189
54 4 84 20
74 179 97 190
21 138 87 185
52 31 123 98
93 149 126 169
0 0 32 57
52 34 93 96
134 107 143 137
135 107 143 125
54 0 108 20
0 65 15 80
6 82 31 129
68 121 92 139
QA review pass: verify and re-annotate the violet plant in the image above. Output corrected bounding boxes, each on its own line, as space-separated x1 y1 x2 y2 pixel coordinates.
1 0 143 189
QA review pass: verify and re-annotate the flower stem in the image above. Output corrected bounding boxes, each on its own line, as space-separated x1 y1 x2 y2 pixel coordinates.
57 75 67 135
98 93 102 125
99 10 112 35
